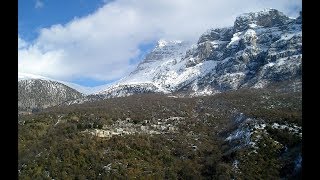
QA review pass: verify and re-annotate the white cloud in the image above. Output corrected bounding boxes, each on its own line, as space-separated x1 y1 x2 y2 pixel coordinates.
35 0 44 9
19 0 301 82
18 36 28 49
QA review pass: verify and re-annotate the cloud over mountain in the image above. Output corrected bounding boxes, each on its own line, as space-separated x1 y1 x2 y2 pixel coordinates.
18 0 301 82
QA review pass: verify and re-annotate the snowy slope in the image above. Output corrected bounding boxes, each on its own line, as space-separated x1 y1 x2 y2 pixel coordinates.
97 39 195 96
18 78 84 111
97 9 302 98
120 40 192 88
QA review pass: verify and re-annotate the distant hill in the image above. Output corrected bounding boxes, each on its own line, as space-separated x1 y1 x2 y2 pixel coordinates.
18 79 83 111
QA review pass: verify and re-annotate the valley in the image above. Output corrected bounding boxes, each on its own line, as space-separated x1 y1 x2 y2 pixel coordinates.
18 87 301 179
18 8 302 179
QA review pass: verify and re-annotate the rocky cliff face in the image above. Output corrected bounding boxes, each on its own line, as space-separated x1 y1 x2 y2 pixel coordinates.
18 79 84 111
183 9 301 94
96 9 301 98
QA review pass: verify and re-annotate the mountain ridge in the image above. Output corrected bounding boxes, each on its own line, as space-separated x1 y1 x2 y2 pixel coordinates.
19 9 302 105
18 78 84 111
96 8 301 98
18 72 111 95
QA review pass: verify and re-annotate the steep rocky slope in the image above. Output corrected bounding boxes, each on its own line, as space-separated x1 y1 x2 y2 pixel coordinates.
97 9 301 98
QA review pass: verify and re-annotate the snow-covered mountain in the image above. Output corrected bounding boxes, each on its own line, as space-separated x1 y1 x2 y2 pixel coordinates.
18 72 110 95
97 40 193 97
18 78 84 111
97 9 301 98
20 8 302 106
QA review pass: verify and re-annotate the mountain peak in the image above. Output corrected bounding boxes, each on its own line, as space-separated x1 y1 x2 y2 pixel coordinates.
156 39 183 48
97 9 301 98
157 39 168 48
234 8 289 32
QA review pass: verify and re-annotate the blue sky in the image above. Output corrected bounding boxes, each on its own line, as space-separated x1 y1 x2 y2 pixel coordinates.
19 0 108 41
18 0 156 86
18 0 301 87
18 0 139 87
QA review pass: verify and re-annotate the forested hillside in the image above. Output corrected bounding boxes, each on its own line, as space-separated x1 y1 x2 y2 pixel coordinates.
18 86 301 179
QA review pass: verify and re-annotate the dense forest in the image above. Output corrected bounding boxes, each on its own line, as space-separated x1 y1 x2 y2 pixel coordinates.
18 87 301 179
